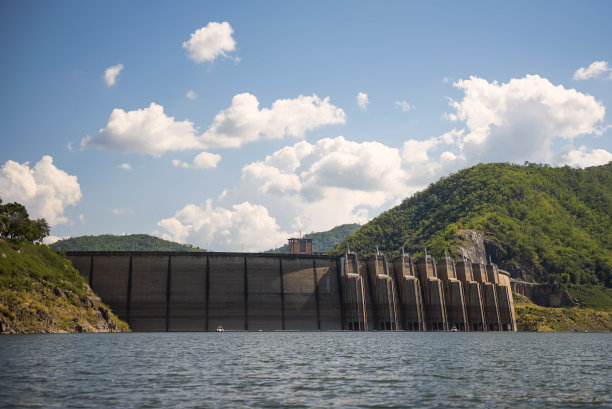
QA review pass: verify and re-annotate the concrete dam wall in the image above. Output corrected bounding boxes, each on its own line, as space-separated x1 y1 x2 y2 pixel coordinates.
66 251 516 332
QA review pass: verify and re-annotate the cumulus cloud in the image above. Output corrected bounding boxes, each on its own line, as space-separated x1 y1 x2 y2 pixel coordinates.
43 235 67 245
555 145 612 168
0 156 81 226
395 101 412 112
172 159 190 168
172 152 221 169
394 74 610 189
186 90 198 100
356 92 369 110
573 61 611 80
158 137 409 251
447 74 606 163
118 163 131 170
193 152 221 168
83 94 344 156
182 22 237 64
158 201 286 252
200 93 346 148
104 64 124 86
81 102 202 156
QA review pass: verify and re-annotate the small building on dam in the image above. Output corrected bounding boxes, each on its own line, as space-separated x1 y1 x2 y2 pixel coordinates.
66 243 516 332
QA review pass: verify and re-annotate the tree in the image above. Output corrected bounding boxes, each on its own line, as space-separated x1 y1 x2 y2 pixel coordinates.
0 198 50 242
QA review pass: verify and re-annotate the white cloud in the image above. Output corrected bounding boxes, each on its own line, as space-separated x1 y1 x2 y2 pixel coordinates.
555 145 612 168
43 235 67 245
447 74 606 163
172 159 191 168
172 152 221 169
78 214 85 223
118 163 131 170
394 74 610 189
186 90 198 100
402 137 442 165
193 152 221 168
573 61 611 80
0 156 81 226
182 22 237 64
200 93 346 148
395 101 412 112
158 201 286 252
112 208 133 215
158 136 409 251
104 64 124 87
83 93 344 156
81 102 202 156
356 92 369 111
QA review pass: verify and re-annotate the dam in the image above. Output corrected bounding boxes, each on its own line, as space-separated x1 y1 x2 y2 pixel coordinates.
66 249 516 332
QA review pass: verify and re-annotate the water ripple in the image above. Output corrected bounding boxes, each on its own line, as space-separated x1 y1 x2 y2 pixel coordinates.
0 332 610 408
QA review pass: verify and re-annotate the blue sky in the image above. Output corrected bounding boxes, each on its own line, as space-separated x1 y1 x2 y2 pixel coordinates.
1 1 611 251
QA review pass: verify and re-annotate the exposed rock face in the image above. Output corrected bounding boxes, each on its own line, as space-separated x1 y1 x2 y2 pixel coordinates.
453 230 488 264
0 283 126 335
453 230 536 281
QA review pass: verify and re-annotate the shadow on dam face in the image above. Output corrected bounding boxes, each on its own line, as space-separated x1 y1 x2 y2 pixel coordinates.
66 251 515 332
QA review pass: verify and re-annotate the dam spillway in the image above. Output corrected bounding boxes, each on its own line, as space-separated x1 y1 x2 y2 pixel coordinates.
66 251 516 332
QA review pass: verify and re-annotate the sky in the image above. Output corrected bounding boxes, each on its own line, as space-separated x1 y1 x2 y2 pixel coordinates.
1 1 611 251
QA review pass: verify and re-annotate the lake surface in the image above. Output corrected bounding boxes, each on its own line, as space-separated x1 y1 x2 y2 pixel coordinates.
0 332 610 408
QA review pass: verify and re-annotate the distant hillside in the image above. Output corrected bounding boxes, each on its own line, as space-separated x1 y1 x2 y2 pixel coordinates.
51 234 202 252
267 224 361 254
333 162 612 287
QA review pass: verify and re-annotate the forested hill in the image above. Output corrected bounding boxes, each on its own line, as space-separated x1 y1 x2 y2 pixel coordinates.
51 234 201 252
333 162 612 286
266 224 361 253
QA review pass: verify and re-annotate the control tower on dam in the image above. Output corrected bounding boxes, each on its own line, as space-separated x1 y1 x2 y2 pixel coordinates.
65 247 516 332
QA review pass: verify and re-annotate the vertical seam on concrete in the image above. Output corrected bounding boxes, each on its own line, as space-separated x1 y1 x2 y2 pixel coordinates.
89 255 94 287
390 258 403 330
279 257 285 330
335 257 345 331
364 261 376 330
166 255 172 332
244 255 248 331
205 255 210 332
313 259 321 331
127 254 133 324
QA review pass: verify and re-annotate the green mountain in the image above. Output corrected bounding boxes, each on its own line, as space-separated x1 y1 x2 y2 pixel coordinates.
333 162 612 287
51 234 202 252
267 223 361 254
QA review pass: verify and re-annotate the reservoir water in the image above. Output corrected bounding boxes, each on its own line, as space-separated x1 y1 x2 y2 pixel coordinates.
1 332 610 408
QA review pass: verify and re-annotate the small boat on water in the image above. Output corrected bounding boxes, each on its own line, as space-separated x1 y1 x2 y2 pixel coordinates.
451 325 458 332
216 324 224 332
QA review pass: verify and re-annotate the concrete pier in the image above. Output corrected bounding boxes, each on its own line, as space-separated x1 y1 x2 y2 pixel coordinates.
436 258 468 331
416 258 448 331
341 253 368 331
451 261 486 331
392 255 425 331
367 255 400 330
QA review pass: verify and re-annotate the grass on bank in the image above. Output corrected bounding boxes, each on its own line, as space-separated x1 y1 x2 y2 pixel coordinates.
0 239 129 333
565 285 612 311
513 293 612 332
